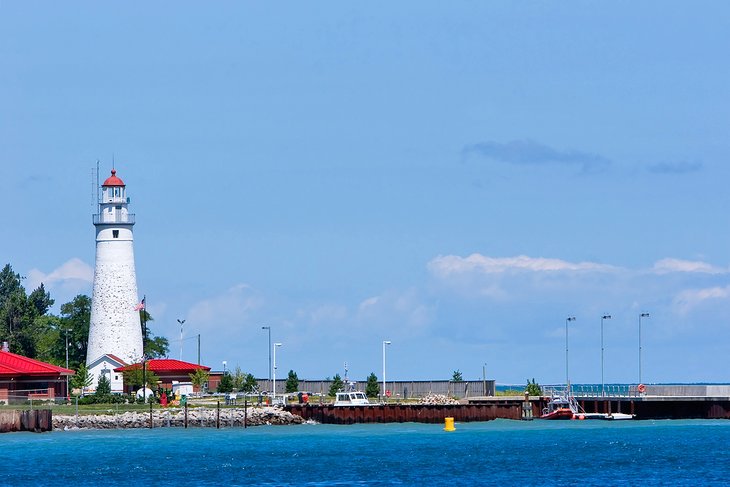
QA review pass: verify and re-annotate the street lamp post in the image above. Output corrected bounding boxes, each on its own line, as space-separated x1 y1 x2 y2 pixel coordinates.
382 340 391 402
262 326 271 389
565 316 576 390
482 362 487 396
177 319 186 360
639 312 650 385
601 314 612 397
65 329 70 400
273 343 282 401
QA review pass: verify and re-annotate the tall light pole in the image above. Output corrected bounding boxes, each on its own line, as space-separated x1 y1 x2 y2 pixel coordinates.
382 340 391 402
262 326 271 388
177 319 186 360
565 316 575 390
273 342 282 400
482 362 487 396
65 328 70 400
601 314 611 397
639 312 649 385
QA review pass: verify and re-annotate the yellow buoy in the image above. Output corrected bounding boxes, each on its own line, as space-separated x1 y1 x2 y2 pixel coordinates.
444 417 455 432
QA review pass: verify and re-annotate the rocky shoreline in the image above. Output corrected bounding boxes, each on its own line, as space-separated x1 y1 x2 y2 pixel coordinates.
53 406 305 430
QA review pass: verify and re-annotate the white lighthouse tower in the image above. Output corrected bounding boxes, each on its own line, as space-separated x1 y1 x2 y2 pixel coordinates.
87 169 144 367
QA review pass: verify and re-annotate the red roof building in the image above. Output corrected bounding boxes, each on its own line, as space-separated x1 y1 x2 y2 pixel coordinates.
0 350 75 404
115 359 211 393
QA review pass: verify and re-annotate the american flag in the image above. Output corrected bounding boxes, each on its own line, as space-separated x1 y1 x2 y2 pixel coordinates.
134 298 145 311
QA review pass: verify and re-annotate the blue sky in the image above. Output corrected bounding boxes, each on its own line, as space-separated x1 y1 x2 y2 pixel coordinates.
2 2 729 385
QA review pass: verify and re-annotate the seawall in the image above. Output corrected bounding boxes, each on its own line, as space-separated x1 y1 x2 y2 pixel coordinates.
0 410 52 432
287 402 523 423
288 395 730 423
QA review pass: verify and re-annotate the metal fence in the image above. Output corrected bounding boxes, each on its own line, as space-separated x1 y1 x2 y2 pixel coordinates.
256 379 496 399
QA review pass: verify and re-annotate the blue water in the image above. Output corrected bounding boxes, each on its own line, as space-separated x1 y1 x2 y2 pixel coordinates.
2 420 730 486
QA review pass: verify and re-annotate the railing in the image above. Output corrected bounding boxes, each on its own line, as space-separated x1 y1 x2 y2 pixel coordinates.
93 213 136 225
540 384 641 398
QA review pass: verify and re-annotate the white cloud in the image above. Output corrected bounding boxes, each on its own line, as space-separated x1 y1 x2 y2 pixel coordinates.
357 289 435 330
187 284 263 328
307 304 348 324
358 296 379 312
653 258 727 275
26 258 94 291
673 286 730 314
428 253 616 277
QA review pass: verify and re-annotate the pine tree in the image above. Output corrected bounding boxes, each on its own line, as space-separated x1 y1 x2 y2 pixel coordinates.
329 373 344 396
96 373 112 395
285 369 299 393
70 362 93 395
241 373 258 393
217 372 234 393
365 372 380 398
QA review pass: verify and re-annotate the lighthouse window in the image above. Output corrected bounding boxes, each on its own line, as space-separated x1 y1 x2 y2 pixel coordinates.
113 230 119 238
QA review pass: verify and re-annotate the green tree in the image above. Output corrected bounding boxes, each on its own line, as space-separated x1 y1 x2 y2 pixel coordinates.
241 373 258 393
189 368 210 392
122 366 160 391
217 372 234 393
452 370 463 382
33 315 63 365
0 264 52 358
232 366 245 391
329 373 344 396
71 362 93 395
59 295 91 369
0 264 23 305
144 334 169 359
526 378 542 396
96 373 112 395
138 308 170 358
285 369 299 393
365 372 380 398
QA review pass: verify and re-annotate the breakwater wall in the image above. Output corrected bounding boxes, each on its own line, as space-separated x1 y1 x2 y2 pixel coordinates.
53 406 304 430
287 402 523 424
289 396 730 424
0 410 52 432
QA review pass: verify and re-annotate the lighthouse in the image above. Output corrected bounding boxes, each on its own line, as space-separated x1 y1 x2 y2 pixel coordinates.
87 169 144 367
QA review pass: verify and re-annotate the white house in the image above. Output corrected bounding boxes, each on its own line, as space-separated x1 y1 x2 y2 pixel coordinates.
87 354 127 394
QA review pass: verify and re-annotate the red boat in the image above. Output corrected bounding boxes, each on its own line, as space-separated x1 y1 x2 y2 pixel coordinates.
539 393 577 420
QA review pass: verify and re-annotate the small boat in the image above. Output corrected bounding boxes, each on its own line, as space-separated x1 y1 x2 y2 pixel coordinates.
333 391 371 406
540 387 636 420
540 393 578 420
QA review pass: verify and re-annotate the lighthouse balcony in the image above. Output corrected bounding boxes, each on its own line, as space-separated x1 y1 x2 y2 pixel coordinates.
93 213 136 225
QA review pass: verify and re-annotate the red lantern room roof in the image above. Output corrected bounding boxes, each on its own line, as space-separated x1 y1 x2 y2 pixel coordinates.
102 169 125 187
